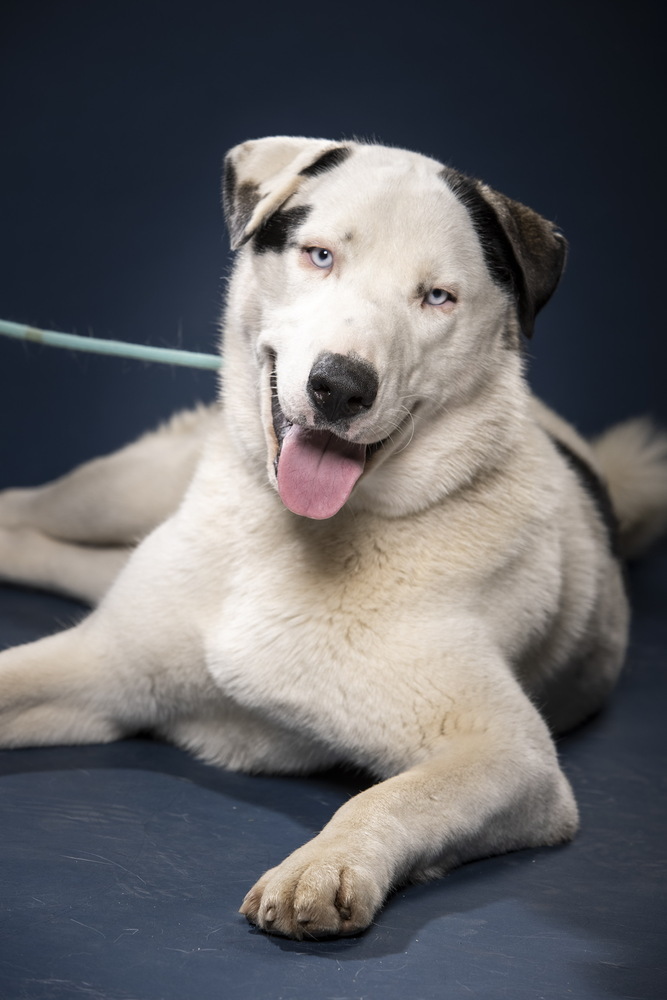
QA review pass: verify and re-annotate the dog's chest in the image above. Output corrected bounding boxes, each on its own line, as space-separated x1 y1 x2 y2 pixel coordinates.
210 526 396 675
202 511 448 749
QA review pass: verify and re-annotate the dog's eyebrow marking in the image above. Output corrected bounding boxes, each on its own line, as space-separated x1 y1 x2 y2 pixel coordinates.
252 205 312 254
440 167 528 317
299 146 351 178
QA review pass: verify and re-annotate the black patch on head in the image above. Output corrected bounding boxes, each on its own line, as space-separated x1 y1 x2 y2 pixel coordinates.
550 435 621 558
299 146 351 178
252 205 312 254
441 167 529 326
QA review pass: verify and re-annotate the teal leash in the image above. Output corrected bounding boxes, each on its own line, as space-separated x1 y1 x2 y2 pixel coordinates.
0 319 221 371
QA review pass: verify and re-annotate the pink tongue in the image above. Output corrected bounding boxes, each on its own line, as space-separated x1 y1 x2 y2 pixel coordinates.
277 426 366 519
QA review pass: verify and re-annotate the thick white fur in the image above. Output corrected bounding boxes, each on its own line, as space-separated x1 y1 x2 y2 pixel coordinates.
0 139 665 940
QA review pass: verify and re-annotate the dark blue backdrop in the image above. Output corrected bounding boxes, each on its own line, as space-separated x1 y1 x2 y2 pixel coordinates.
1 0 665 487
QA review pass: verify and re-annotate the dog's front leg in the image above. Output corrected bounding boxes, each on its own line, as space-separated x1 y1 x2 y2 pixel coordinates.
240 677 578 940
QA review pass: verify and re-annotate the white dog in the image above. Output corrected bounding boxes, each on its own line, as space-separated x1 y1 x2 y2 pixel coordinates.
1 137 666 939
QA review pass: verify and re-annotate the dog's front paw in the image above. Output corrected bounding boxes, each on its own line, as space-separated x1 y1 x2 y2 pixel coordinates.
240 845 384 939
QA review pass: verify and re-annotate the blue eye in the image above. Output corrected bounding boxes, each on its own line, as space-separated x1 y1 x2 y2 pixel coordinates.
425 288 452 306
307 247 334 269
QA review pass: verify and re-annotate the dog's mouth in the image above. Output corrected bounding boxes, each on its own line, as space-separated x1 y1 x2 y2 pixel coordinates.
270 371 386 520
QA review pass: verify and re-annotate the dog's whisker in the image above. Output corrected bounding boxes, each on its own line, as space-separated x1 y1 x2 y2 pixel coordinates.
401 410 417 453
388 406 416 456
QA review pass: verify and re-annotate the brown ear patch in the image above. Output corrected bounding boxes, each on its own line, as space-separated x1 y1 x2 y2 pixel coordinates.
441 167 567 337
485 189 567 333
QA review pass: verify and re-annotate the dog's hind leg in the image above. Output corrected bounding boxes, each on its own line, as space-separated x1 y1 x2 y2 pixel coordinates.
0 404 217 546
0 512 212 748
0 405 217 601
0 613 146 747
0 526 131 604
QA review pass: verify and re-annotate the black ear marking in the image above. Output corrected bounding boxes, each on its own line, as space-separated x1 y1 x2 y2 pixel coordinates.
441 167 567 337
222 156 261 249
222 157 237 229
222 139 353 252
299 146 351 178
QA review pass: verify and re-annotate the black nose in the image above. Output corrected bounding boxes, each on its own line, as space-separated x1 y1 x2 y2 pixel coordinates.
307 353 379 424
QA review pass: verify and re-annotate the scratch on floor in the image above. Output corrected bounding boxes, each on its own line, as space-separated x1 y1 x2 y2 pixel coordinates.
69 919 106 939
61 851 147 884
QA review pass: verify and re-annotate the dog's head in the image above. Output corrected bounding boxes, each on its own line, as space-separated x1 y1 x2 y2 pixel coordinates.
221 137 566 519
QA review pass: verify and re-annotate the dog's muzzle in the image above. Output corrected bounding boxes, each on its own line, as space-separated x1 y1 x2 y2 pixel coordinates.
271 354 381 521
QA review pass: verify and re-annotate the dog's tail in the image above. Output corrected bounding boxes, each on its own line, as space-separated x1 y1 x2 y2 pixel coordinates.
591 418 667 559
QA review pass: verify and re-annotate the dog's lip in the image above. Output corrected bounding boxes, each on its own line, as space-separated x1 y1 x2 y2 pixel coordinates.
270 370 293 452
269 369 407 468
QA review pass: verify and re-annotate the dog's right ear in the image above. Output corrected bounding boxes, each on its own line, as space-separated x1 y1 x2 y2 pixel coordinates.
441 167 567 337
223 137 351 250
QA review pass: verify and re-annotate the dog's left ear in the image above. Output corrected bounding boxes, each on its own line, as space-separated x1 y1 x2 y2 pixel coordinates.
443 168 567 337
223 136 351 250
479 183 568 337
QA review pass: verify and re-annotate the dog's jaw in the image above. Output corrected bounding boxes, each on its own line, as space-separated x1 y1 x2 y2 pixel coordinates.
268 366 405 519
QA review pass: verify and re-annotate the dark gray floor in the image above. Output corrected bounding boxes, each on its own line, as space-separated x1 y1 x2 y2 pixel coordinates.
0 548 665 1000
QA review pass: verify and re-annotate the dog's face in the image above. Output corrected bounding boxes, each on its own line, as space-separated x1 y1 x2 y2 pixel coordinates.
222 138 566 519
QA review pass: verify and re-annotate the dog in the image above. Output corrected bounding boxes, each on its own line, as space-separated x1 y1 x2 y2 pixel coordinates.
1 137 666 940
